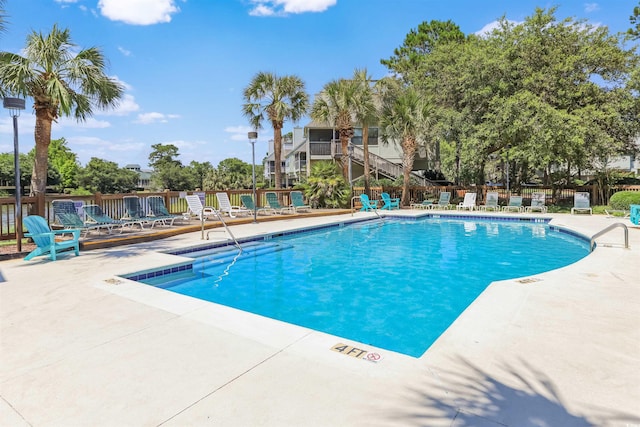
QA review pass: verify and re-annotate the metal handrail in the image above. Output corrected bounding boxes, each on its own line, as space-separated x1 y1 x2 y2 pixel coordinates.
590 222 629 252
204 211 242 253
351 195 381 219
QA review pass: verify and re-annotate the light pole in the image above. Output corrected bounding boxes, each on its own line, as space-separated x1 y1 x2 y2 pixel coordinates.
248 131 258 223
4 98 26 253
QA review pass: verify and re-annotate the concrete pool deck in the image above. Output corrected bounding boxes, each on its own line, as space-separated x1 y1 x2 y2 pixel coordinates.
1 211 639 426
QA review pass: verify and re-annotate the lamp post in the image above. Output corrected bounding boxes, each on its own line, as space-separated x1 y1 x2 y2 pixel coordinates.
3 97 26 253
248 131 258 223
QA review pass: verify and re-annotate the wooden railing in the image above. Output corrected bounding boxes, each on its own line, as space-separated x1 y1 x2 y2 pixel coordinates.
1 185 638 240
0 189 298 241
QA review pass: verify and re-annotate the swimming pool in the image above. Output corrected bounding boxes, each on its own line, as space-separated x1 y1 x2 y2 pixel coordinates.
125 217 590 357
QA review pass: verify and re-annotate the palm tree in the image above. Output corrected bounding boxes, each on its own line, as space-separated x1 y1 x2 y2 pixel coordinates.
0 24 123 211
242 72 309 190
0 0 6 35
310 78 360 179
378 78 434 206
352 68 377 196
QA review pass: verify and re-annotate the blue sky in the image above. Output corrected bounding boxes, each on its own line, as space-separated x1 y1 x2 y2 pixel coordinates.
1 0 637 169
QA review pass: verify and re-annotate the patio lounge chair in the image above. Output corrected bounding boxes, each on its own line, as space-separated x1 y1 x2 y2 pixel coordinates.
122 196 165 228
411 200 433 209
184 195 219 221
571 192 592 215
502 195 524 213
147 196 182 226
380 192 400 210
359 194 378 212
82 204 141 233
216 192 250 218
630 204 640 225
425 192 452 210
479 191 499 211
526 192 548 213
265 192 294 214
52 199 111 236
457 192 476 211
290 191 311 213
23 215 80 261
240 194 275 215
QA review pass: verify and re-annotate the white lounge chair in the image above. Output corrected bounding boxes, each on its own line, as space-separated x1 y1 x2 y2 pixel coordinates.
216 192 250 218
457 192 476 211
185 195 218 221
571 192 592 215
526 192 547 213
479 191 500 211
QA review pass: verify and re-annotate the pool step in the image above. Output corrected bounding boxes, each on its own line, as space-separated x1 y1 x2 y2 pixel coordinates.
192 242 293 268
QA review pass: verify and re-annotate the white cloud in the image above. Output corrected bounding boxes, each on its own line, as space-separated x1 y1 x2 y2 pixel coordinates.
249 0 336 16
98 0 180 25
584 3 599 13
134 112 180 124
118 46 132 56
475 19 521 37
54 0 79 3
225 125 256 141
103 94 140 116
57 116 112 129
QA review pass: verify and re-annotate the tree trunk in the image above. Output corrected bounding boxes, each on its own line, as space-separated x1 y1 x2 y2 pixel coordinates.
272 122 283 189
31 111 53 216
401 137 417 206
340 132 350 180
362 126 371 196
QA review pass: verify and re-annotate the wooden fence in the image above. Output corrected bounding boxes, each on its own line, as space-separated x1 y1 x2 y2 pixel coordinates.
1 185 639 241
0 189 296 241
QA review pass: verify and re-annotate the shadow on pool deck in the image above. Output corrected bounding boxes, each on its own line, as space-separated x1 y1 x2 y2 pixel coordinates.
382 356 640 426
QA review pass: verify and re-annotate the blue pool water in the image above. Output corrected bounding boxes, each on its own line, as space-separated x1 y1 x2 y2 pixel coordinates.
130 217 590 357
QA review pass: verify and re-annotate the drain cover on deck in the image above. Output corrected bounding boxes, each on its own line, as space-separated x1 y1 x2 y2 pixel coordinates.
516 277 542 284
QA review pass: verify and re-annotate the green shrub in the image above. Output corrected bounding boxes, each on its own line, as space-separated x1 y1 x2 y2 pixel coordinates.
609 191 640 210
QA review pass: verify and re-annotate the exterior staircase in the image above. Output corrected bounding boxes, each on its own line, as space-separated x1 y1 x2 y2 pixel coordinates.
347 144 436 186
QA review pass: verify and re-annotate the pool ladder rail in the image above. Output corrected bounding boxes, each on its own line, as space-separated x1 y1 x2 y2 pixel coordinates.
351 195 382 219
196 209 242 253
590 222 629 252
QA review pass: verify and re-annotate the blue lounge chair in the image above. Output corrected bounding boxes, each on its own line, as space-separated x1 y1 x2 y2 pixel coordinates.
123 196 165 228
571 192 592 215
290 191 311 213
23 215 80 261
265 192 294 214
410 200 433 209
359 194 378 211
240 194 275 215
503 195 524 213
380 192 400 210
147 196 182 225
83 204 142 232
479 191 499 211
52 199 111 235
630 204 640 225
425 192 452 210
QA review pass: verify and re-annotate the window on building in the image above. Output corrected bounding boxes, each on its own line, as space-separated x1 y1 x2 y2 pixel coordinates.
352 127 378 146
309 129 334 142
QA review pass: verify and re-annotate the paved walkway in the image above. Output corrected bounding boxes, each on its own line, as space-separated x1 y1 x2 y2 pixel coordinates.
1 211 639 426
